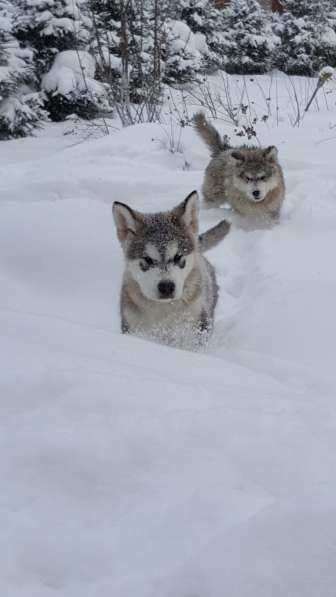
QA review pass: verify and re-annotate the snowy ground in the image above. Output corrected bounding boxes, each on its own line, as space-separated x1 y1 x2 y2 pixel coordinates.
1 73 336 596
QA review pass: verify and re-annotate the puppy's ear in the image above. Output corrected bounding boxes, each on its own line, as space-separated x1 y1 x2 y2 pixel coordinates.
263 146 278 161
174 191 199 234
231 151 245 162
113 202 140 242
181 190 199 234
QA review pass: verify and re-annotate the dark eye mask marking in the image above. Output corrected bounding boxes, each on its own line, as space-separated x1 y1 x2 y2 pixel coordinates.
173 254 186 269
139 256 158 272
241 174 268 183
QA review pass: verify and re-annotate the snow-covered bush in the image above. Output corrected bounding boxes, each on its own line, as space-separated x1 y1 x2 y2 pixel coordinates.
178 0 227 71
0 1 47 138
277 0 336 75
180 0 209 34
220 0 280 75
163 20 206 84
13 0 91 75
42 50 110 120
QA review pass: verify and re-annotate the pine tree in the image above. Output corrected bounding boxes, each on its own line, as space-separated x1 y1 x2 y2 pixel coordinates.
89 0 122 87
41 49 110 121
13 0 91 76
178 0 226 71
163 19 204 84
0 0 47 138
13 0 111 121
277 0 336 75
90 0 167 103
180 0 209 35
220 0 279 75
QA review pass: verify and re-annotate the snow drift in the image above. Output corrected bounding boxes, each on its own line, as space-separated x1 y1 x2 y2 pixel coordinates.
1 74 336 596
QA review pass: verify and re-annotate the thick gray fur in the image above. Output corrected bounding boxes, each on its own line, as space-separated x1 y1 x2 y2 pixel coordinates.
113 191 230 350
199 219 231 252
194 111 285 224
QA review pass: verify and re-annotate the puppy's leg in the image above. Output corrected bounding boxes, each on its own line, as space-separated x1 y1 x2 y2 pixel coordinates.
199 309 210 332
202 190 225 210
194 310 212 349
121 317 130 334
270 209 281 221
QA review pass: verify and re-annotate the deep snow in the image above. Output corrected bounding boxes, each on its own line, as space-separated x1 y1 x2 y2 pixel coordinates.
1 74 336 596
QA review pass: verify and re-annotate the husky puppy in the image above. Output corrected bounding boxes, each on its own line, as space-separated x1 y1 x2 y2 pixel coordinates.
194 112 285 224
112 191 230 349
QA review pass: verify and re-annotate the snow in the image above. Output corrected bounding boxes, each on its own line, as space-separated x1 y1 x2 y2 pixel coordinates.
319 65 335 79
323 27 336 45
42 50 100 97
1 73 336 596
0 14 11 32
167 19 206 64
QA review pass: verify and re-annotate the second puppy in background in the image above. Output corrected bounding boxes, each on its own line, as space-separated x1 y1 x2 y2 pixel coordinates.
194 112 285 225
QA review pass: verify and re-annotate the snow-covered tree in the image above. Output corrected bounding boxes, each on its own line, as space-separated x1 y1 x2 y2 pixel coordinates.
13 0 92 76
41 49 110 120
277 0 336 75
180 0 206 33
220 0 279 75
89 0 122 87
0 0 47 138
178 0 226 71
163 19 206 84
5 0 336 129
128 0 161 101
13 0 108 120
90 0 168 103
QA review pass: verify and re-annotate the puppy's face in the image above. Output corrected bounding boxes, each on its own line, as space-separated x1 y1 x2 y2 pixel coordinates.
113 192 199 302
231 146 279 203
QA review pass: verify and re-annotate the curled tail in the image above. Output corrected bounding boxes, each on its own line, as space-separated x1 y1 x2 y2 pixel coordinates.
193 111 230 157
199 219 231 252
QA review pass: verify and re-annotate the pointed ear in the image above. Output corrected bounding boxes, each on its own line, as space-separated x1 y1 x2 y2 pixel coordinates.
231 151 245 162
263 146 278 161
178 190 199 234
112 201 139 242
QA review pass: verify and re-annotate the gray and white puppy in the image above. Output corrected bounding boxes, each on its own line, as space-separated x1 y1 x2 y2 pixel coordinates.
194 112 285 224
113 191 230 349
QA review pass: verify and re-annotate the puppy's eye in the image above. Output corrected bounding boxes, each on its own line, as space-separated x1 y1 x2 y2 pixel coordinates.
174 254 186 269
259 176 266 182
140 256 154 271
245 176 252 183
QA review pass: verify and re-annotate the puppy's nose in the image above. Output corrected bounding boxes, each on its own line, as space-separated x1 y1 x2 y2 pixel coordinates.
158 280 175 299
253 190 261 199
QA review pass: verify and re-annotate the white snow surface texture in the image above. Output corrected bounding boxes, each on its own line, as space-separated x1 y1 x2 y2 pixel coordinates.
1 75 336 596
